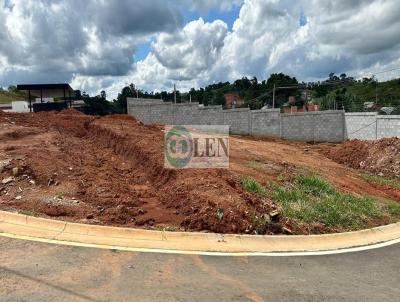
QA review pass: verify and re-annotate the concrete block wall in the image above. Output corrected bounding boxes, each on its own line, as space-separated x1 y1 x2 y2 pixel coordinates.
345 113 378 140
281 112 315 141
222 108 250 135
127 102 152 123
250 109 281 137
281 111 345 142
150 103 174 124
314 111 346 142
345 113 400 140
197 106 223 125
127 99 348 142
377 116 400 139
172 103 200 125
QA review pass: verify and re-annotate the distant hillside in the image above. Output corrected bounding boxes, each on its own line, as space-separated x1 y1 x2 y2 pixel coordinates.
347 78 400 102
314 78 400 113
0 90 27 104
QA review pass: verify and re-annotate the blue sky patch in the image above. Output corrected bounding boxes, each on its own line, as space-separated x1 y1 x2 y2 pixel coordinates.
299 11 307 27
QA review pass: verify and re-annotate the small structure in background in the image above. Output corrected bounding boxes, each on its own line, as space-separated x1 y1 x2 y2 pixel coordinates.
380 107 395 115
10 101 30 112
0 103 12 111
283 103 320 113
1 101 30 113
71 100 85 111
34 97 53 103
283 91 320 113
17 83 75 112
306 103 320 112
301 89 313 102
364 102 376 110
224 92 244 109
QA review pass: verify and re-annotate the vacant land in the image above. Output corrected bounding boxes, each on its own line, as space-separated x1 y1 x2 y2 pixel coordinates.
0 90 26 104
0 110 399 235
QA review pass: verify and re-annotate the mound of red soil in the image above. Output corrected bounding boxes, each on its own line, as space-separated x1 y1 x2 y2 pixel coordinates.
324 138 400 177
58 108 86 116
0 111 279 234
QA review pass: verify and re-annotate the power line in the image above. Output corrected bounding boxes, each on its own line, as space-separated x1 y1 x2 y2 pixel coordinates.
246 66 400 107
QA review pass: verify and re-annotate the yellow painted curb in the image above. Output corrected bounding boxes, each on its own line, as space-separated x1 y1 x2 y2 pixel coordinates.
1 210 400 255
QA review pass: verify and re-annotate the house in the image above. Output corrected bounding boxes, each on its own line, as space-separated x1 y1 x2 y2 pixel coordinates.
224 92 244 109
288 96 296 104
363 102 376 110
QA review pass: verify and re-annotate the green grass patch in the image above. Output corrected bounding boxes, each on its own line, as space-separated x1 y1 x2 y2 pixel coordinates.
247 160 262 169
241 176 267 197
19 210 38 217
361 173 400 190
0 90 27 104
241 173 400 231
271 174 381 230
386 201 400 216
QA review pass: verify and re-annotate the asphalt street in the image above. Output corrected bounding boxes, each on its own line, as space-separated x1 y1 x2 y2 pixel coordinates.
0 237 399 302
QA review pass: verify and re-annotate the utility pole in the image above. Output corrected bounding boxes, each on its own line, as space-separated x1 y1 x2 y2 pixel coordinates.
131 84 138 98
189 94 192 103
174 84 177 104
272 84 276 108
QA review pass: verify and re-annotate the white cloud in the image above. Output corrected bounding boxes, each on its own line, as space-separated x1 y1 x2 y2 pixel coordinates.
2 0 400 98
0 0 182 84
182 0 243 12
152 18 228 80
143 0 400 89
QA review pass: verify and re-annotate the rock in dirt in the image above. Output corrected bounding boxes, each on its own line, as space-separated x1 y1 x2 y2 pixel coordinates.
269 210 280 222
12 167 19 177
0 160 11 173
15 195 22 200
282 226 293 235
1 177 14 184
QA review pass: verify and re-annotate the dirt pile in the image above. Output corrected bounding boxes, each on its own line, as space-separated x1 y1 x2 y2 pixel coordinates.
0 111 279 234
324 138 400 177
1 111 399 235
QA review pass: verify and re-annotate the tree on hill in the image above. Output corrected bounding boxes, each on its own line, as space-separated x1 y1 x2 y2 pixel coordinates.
7 85 17 93
114 84 137 113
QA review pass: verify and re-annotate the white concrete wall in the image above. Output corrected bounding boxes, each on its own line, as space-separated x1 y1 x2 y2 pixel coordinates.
11 101 30 113
345 113 400 140
127 99 347 142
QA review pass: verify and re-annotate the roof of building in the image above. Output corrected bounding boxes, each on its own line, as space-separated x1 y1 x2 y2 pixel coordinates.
17 83 74 92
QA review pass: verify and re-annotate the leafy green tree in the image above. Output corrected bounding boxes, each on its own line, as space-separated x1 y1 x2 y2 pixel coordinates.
8 85 17 92
83 94 114 116
114 84 136 114
214 90 225 106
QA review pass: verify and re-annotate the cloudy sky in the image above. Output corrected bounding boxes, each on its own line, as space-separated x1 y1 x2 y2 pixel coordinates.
1 0 400 98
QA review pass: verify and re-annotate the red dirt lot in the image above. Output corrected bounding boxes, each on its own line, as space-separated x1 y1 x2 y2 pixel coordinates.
0 110 273 234
320 138 400 178
0 110 399 235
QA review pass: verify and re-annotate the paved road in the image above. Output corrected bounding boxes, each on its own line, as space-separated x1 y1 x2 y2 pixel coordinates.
0 237 399 302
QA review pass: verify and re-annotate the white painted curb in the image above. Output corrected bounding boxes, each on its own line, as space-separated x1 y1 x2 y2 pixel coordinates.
1 211 400 256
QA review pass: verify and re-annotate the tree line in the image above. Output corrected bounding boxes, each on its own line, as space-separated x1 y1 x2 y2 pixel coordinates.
75 72 400 115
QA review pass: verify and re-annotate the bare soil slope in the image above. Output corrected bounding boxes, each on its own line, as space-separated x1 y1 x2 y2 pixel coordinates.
0 110 399 234
321 138 400 178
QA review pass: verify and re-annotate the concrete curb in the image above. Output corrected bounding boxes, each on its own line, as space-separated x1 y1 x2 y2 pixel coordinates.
1 210 400 256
